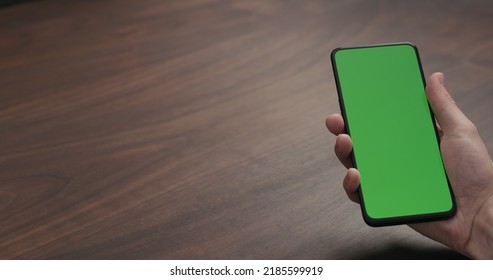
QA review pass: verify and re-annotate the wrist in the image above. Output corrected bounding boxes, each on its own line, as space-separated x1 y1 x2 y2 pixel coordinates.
465 194 493 259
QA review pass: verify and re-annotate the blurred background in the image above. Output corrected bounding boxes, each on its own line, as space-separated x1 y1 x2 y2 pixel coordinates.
1 0 491 259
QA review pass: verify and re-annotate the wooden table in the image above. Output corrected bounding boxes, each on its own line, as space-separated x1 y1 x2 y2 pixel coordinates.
1 0 491 259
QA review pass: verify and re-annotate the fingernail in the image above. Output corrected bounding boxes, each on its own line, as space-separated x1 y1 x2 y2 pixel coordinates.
437 72 445 86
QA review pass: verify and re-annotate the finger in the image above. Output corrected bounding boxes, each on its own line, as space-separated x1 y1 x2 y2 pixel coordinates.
343 168 361 203
435 121 443 138
426 72 472 133
326 114 345 135
432 118 443 139
335 134 353 168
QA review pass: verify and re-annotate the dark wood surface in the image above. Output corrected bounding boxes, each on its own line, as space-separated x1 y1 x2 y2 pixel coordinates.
0 0 491 259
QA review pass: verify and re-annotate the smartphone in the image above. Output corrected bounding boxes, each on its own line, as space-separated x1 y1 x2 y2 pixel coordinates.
331 43 456 226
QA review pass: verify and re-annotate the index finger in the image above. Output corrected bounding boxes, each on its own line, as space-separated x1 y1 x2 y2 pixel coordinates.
326 113 346 135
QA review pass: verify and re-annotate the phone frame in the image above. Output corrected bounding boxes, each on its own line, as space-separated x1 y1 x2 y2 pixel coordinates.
331 42 456 227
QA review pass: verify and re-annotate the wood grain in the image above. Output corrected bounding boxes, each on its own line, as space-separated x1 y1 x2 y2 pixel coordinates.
0 0 491 259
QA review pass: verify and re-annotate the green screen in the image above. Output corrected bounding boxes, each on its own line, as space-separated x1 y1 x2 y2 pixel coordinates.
333 44 453 221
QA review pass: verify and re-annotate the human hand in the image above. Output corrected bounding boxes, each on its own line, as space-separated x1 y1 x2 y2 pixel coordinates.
326 72 493 259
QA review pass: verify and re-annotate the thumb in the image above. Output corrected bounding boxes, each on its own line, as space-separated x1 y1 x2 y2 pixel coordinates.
426 72 470 132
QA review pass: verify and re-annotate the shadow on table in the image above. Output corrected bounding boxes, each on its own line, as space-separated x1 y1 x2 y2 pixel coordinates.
346 242 469 260
1 0 30 8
